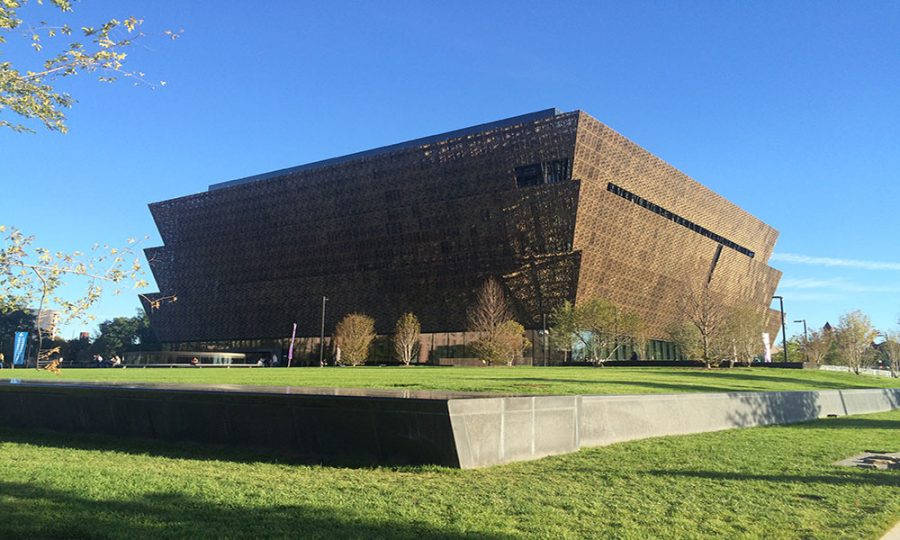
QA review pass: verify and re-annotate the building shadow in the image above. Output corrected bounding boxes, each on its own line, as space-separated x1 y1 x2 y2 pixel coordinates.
0 480 510 539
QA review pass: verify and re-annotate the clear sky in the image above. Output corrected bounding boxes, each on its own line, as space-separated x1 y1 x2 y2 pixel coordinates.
2 1 899 339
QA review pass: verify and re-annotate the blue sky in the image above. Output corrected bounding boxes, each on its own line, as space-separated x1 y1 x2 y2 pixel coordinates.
2 1 899 338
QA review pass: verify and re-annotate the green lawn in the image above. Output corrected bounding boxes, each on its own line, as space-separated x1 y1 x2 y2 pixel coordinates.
0 410 897 539
3 365 900 395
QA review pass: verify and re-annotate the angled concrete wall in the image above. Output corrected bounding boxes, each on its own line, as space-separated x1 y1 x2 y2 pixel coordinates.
0 380 464 467
1 380 898 469
447 388 900 468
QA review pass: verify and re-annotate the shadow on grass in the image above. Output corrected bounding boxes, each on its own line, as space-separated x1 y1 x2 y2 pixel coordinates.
0 427 434 472
646 469 900 488
646 369 895 390
786 416 900 431
0 481 507 540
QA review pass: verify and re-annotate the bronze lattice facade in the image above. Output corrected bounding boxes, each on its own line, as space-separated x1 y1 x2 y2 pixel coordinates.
143 109 781 347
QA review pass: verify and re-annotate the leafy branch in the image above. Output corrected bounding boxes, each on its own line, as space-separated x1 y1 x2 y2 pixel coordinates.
0 0 180 133
0 224 156 367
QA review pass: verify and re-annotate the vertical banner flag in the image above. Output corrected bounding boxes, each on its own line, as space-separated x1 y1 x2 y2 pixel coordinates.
762 332 772 363
13 331 28 366
287 323 297 367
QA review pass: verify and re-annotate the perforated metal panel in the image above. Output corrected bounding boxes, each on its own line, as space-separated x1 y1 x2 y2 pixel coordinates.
143 110 781 344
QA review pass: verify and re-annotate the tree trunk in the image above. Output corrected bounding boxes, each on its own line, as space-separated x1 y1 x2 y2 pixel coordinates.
31 267 49 370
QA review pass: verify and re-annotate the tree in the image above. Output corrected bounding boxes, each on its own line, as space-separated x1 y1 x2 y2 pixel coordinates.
467 278 512 336
576 298 642 364
469 319 530 367
393 312 420 366
781 336 807 363
549 297 643 365
467 277 519 366
548 300 577 362
800 327 833 365
879 329 900 378
334 313 375 366
91 310 157 358
494 320 530 367
679 285 728 368
60 332 91 365
1 0 177 133
718 305 766 366
1 225 150 367
833 310 879 374
666 319 702 361
91 316 139 357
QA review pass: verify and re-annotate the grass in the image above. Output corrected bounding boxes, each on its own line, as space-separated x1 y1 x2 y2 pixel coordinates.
0 409 898 539
2 365 900 395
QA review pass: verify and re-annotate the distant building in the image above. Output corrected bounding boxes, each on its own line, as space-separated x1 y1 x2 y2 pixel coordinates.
36 310 59 339
142 109 782 362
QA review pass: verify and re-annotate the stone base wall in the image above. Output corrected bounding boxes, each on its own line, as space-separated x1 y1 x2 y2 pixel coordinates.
447 388 900 468
0 380 897 469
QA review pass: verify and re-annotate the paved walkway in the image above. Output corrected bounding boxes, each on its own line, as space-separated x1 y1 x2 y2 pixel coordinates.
882 521 900 540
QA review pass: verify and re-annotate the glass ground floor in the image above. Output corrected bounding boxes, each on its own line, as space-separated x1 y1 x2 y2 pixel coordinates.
158 330 684 366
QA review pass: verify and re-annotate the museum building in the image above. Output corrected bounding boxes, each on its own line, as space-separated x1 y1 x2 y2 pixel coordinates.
141 108 782 364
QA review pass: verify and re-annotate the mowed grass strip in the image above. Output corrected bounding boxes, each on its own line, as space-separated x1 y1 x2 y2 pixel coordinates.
3 366 900 395
0 410 898 539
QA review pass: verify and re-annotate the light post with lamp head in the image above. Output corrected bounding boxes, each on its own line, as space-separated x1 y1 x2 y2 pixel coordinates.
794 319 809 363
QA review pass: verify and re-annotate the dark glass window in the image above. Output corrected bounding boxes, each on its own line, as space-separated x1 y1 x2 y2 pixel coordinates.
606 182 755 258
542 159 571 184
515 158 571 188
515 164 543 188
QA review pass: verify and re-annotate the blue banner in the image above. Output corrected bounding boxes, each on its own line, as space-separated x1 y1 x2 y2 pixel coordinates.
13 331 28 366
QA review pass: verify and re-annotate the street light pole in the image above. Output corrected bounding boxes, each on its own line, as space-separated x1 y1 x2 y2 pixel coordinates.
319 296 328 367
772 295 787 363
794 319 809 363
542 313 548 367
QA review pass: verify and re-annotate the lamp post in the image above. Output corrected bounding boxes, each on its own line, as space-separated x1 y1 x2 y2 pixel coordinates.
772 295 787 363
319 296 328 368
794 319 809 363
541 313 549 367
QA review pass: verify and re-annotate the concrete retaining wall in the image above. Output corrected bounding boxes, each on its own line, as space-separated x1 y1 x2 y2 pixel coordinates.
1 379 898 469
819 365 896 378
0 380 464 467
447 388 900 468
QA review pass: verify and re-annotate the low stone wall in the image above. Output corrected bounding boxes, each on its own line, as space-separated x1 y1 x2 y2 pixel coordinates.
0 380 465 467
0 379 898 469
819 364 896 378
445 388 900 468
